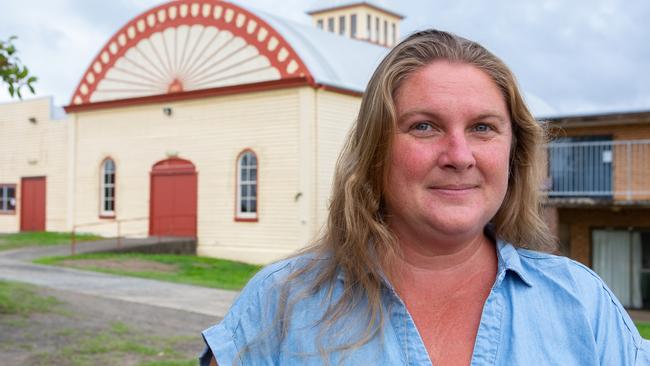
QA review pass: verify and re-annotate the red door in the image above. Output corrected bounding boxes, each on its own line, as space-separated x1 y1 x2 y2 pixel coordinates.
149 158 197 237
20 177 46 231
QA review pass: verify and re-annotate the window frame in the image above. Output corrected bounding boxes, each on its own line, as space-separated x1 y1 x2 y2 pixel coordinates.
375 16 379 42
383 20 388 45
99 157 116 218
235 149 259 222
0 184 17 215
367 14 371 39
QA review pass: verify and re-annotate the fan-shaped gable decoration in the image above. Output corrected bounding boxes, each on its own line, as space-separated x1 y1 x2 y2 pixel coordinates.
69 0 312 108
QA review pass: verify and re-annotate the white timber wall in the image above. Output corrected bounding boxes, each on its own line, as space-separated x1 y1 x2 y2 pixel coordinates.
314 90 361 228
0 97 69 232
72 88 310 263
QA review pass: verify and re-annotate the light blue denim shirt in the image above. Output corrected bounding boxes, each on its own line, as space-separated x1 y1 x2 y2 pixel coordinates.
201 240 650 365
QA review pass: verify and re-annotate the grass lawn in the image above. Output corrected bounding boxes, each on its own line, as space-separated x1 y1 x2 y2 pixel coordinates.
0 231 102 251
35 253 261 291
36 321 197 366
0 280 60 316
636 322 650 339
0 280 199 366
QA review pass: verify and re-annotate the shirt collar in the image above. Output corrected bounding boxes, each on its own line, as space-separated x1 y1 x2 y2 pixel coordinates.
495 238 534 287
334 228 535 288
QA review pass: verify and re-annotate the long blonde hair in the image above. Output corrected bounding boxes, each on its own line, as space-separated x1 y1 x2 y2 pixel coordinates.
269 29 555 362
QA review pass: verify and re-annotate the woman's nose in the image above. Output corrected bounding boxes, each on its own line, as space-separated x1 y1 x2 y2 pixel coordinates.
438 133 476 171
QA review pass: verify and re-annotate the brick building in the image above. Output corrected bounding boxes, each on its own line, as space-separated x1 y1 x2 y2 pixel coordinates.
544 111 650 308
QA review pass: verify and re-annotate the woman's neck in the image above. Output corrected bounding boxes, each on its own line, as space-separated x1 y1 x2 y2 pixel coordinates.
395 228 491 269
385 230 497 292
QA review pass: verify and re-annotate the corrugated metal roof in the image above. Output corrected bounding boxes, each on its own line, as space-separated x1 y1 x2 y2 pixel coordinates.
234 1 389 93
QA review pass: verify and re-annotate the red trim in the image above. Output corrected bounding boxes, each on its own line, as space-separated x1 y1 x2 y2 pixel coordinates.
151 157 197 175
307 2 405 19
235 217 258 223
234 148 259 222
70 0 313 106
0 183 17 215
65 77 312 113
99 157 117 219
148 171 154 235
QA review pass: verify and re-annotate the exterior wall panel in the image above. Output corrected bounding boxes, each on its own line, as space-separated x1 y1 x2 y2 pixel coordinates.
0 98 68 233
315 90 361 229
73 89 303 263
558 207 650 267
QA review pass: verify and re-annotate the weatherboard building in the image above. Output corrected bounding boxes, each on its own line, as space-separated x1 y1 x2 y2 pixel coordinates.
0 0 400 264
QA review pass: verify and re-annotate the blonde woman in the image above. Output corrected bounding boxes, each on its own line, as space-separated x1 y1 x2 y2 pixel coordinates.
201 29 650 365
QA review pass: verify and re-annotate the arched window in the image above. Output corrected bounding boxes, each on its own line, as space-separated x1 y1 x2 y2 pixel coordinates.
100 158 116 217
236 150 258 221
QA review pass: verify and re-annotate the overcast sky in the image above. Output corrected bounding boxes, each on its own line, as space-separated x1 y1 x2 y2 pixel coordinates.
1 0 648 117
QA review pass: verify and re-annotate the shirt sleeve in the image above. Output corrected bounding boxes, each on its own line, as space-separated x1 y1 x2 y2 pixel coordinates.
199 260 293 366
636 340 650 365
200 321 242 366
569 262 647 365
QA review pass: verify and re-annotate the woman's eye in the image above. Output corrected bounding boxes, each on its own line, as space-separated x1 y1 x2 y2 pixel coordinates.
473 123 493 133
412 122 433 131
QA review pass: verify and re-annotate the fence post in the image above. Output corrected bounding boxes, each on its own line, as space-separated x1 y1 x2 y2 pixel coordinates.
117 220 122 249
71 229 76 256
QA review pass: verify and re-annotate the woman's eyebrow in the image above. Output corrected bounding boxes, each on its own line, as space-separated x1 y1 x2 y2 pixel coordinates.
397 110 508 123
396 109 441 122
474 113 508 122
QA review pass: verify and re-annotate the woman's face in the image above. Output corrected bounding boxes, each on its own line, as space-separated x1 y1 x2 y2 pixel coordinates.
385 60 513 245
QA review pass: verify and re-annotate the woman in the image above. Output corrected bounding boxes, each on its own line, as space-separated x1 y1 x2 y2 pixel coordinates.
201 29 649 365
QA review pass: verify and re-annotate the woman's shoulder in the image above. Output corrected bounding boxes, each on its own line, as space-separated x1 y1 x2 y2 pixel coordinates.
242 251 330 292
514 246 619 299
201 251 334 365
511 245 649 358
513 246 621 306
224 251 332 317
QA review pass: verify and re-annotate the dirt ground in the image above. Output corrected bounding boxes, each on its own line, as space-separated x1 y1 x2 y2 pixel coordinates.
0 285 220 366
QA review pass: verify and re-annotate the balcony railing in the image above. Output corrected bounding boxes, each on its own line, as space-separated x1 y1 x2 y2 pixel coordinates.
545 139 650 201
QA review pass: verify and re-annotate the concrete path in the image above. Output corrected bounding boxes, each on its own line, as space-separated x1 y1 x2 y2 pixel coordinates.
0 241 238 317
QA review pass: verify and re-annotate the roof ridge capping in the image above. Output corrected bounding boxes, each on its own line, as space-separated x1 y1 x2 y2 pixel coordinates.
306 1 404 19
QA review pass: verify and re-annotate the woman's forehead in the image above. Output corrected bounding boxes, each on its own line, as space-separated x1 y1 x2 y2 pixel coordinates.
393 61 509 122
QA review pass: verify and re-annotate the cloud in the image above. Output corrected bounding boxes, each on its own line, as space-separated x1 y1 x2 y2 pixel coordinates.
1 0 648 114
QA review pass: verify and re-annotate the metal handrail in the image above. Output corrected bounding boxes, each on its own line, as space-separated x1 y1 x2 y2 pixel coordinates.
70 214 196 255
545 139 650 200
71 216 148 255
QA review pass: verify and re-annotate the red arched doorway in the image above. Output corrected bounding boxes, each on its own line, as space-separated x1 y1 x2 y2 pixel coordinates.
149 158 197 237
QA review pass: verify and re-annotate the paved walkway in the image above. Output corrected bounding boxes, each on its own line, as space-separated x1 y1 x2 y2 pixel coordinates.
0 240 238 317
